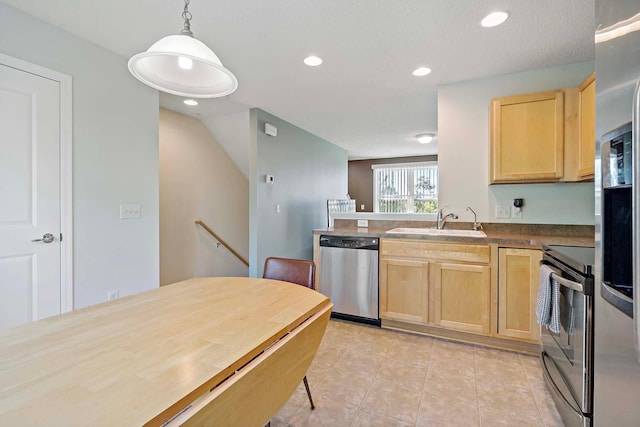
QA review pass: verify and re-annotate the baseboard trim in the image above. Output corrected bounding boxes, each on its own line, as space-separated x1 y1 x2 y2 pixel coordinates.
381 319 541 355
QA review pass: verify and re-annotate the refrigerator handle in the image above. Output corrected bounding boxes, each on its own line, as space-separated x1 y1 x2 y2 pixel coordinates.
634 77 640 363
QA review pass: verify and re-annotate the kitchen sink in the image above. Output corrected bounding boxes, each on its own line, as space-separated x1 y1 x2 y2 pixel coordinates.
385 228 487 237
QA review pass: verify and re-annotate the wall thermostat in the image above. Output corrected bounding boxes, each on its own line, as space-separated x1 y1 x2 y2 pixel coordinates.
265 123 278 137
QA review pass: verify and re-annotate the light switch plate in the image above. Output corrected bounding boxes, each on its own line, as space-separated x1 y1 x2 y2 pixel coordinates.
357 219 369 228
511 205 523 218
495 205 509 219
120 204 141 219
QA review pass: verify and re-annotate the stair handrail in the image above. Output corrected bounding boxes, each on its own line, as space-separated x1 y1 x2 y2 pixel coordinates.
195 220 249 267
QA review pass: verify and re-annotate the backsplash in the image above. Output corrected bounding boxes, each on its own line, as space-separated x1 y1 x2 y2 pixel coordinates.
332 219 594 238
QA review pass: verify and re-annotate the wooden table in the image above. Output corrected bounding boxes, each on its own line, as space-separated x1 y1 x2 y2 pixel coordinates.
0 277 332 426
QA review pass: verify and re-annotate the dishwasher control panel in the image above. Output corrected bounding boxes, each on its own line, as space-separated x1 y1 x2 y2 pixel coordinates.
319 235 379 250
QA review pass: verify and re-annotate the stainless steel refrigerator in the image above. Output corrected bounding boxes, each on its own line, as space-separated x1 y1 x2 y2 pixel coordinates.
594 0 640 424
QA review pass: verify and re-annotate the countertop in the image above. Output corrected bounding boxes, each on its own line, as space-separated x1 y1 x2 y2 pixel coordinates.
313 227 594 248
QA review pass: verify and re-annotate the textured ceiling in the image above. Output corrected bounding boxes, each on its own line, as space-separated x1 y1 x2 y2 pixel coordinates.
1 0 594 160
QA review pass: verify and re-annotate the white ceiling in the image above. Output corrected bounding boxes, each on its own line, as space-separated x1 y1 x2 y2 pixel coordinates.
2 0 594 160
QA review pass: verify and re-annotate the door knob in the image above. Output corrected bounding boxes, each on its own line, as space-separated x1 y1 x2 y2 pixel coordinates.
32 233 55 243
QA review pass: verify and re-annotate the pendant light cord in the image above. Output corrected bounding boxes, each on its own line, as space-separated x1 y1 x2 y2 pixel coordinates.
181 0 194 37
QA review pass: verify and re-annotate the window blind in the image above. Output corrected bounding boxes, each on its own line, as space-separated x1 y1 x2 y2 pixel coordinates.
372 162 438 213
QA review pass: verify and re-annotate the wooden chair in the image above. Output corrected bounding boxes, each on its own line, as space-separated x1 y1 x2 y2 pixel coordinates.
263 257 317 410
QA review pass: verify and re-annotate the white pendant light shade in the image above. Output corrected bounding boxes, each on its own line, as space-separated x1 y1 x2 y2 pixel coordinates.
128 0 238 98
128 34 238 98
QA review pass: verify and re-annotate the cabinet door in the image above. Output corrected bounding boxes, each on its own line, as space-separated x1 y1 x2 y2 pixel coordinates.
490 90 564 183
432 262 491 335
379 257 429 324
577 73 595 179
497 248 542 341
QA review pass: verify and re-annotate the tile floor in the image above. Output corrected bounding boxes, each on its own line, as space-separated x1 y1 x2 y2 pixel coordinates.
272 320 563 427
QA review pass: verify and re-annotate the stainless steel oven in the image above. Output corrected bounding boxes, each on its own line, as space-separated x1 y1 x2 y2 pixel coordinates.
540 245 595 427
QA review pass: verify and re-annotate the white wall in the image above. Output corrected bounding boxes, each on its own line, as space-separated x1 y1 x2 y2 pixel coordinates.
438 61 595 225
202 111 251 179
0 4 159 308
249 108 348 277
159 109 249 285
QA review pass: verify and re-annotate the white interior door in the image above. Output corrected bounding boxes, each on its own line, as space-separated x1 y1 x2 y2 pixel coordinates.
0 63 61 330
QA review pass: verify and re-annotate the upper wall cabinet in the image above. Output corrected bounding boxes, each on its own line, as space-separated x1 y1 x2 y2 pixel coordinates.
490 73 596 184
490 90 565 184
565 72 596 182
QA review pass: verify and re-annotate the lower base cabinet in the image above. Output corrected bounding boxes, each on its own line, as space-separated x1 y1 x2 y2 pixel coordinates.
497 248 542 342
379 258 429 324
432 262 491 335
379 239 491 335
377 239 543 351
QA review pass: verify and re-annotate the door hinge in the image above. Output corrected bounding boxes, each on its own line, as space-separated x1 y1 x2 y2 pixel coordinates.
60 233 63 242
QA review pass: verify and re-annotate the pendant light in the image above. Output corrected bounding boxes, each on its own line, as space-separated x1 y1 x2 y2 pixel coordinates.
128 0 238 98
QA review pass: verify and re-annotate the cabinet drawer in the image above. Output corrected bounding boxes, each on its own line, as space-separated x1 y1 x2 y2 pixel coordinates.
381 239 490 264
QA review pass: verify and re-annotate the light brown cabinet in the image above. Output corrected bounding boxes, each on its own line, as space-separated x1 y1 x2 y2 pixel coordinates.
490 90 565 183
379 257 429 324
565 72 596 181
578 73 596 178
490 74 595 184
497 248 542 342
432 262 491 335
377 238 543 350
379 239 491 335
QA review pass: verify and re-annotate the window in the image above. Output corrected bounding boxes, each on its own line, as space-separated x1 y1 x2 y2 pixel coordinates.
372 162 438 213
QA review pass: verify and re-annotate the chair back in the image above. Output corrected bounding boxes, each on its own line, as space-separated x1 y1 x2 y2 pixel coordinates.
262 257 315 290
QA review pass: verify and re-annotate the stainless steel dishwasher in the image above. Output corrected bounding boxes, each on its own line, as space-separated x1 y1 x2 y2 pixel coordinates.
318 235 379 325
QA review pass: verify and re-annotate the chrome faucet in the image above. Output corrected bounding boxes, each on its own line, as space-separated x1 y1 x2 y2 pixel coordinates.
437 208 458 230
466 206 483 231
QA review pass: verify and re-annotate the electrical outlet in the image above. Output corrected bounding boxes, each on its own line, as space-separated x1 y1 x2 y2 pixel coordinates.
495 205 509 219
107 290 119 301
357 219 368 228
120 204 141 219
511 205 523 219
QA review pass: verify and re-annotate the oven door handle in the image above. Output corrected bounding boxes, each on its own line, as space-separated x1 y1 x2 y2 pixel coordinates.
550 272 584 293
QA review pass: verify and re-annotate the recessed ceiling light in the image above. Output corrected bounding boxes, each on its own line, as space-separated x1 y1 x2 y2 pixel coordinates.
416 133 435 144
304 56 323 66
481 11 510 27
412 67 432 77
183 99 198 106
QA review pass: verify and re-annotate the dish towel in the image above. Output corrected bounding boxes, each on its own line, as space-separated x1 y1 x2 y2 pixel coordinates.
560 288 576 335
536 264 561 333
